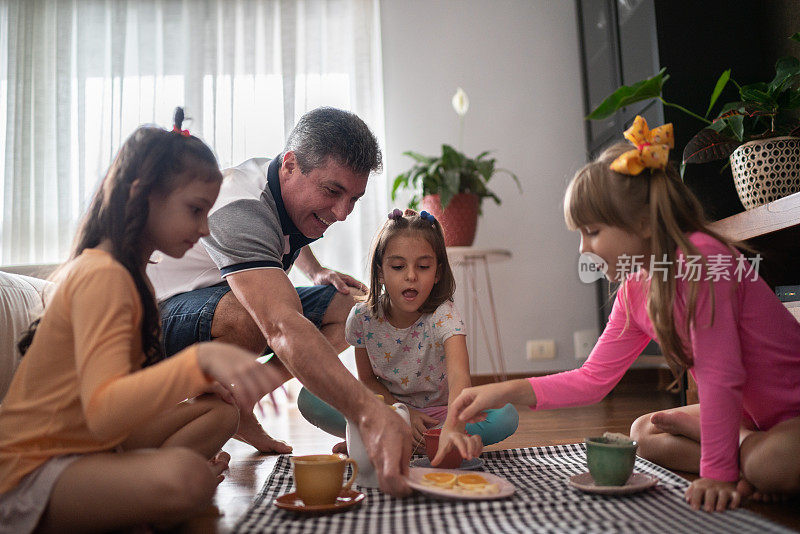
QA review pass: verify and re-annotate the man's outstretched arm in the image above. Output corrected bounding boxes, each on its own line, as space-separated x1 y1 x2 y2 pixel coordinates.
226 267 412 495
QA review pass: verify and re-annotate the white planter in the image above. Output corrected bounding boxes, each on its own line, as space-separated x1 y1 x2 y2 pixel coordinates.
730 136 800 210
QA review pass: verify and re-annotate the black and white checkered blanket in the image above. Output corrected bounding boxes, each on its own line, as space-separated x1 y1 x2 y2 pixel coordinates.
233 444 795 533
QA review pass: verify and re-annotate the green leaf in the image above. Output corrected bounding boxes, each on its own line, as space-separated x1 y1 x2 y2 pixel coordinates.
714 102 745 118
441 145 465 170
706 69 730 118
402 151 433 164
442 169 460 195
786 89 800 109
499 169 523 192
724 115 745 141
391 174 410 200
768 56 800 93
741 83 776 108
792 32 800 43
438 169 460 208
586 68 669 120
476 160 494 183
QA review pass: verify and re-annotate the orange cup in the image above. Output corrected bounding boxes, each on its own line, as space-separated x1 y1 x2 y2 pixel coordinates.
290 454 358 505
423 428 463 469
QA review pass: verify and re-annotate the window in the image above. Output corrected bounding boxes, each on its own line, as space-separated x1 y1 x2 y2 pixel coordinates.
0 0 386 277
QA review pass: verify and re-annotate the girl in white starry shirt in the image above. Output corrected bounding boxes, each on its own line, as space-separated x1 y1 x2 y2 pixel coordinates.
298 209 518 465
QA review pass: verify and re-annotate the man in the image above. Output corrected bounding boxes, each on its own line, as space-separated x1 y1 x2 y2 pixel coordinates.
147 108 412 496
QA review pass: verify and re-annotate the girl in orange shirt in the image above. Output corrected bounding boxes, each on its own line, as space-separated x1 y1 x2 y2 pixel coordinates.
0 109 282 533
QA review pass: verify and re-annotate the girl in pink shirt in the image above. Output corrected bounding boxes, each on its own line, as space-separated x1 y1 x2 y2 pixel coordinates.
0 109 283 533
450 116 800 513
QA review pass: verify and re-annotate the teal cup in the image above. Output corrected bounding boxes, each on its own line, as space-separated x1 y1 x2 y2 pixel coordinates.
584 436 638 486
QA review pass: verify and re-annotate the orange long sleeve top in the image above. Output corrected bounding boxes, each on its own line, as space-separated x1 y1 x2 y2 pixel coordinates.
0 249 212 494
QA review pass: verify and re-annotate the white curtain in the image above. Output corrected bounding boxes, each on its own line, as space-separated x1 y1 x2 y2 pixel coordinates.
0 0 386 282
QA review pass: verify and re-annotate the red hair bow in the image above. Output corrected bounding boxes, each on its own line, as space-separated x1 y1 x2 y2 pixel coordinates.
172 125 190 137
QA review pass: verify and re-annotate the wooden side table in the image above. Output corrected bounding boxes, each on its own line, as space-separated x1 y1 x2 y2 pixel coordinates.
446 247 512 381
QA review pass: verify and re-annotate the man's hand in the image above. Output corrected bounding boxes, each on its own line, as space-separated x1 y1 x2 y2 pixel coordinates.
408 407 439 447
311 268 367 294
685 477 742 512
357 403 413 497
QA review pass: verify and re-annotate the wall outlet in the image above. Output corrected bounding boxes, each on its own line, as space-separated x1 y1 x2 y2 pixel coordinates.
526 339 556 360
573 328 599 360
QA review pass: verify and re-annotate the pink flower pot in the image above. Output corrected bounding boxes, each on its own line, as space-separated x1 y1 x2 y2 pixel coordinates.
421 193 479 247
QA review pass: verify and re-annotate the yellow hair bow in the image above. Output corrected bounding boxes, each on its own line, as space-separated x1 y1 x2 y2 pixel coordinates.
610 115 674 175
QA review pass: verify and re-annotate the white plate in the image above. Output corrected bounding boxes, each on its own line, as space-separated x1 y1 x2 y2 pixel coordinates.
410 457 485 470
568 471 658 495
406 467 515 500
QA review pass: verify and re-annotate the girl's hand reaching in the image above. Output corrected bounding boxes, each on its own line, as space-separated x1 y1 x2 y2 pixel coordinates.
409 407 439 448
196 341 284 414
431 427 482 467
685 477 742 512
452 379 536 423
201 380 236 404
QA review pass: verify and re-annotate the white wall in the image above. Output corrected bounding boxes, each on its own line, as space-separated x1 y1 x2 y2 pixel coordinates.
380 0 597 374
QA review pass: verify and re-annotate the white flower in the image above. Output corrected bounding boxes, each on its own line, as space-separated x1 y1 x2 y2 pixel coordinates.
452 87 469 117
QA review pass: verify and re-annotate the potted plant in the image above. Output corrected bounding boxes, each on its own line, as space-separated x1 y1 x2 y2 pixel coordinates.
587 32 800 211
391 88 521 246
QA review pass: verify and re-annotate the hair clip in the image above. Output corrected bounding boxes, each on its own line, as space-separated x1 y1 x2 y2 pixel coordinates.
172 125 191 137
420 211 436 224
610 115 674 175
388 208 403 220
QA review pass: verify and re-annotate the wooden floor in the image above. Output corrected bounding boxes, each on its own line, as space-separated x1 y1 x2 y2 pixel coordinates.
186 385 800 533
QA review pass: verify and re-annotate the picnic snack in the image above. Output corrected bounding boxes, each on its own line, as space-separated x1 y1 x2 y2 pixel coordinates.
456 473 500 495
422 472 457 488
456 473 489 488
420 471 500 495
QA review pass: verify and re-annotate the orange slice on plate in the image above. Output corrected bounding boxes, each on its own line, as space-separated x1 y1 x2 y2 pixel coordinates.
456 473 500 494
422 471 457 488
456 474 488 488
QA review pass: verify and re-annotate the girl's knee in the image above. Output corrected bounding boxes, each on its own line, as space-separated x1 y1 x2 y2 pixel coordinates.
742 435 800 493
202 395 240 440
630 413 659 460
155 448 217 512
630 413 655 442
467 404 519 446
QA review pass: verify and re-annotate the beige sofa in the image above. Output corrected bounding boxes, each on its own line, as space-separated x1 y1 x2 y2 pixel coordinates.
0 266 56 400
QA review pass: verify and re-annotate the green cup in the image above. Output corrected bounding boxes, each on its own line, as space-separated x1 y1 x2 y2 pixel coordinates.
584 436 638 486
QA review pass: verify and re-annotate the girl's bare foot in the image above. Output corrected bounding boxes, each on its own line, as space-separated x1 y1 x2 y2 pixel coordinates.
650 410 701 441
209 451 231 483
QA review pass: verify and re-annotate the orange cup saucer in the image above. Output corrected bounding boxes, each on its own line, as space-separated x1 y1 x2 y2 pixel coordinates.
274 489 365 514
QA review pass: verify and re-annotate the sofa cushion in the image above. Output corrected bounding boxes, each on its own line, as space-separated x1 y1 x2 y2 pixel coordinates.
0 271 52 401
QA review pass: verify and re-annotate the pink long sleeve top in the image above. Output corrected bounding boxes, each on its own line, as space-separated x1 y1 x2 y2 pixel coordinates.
528 232 800 482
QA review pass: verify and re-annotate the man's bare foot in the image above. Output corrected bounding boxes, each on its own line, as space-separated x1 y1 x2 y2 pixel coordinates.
235 410 293 454
650 410 701 441
209 451 231 483
332 441 348 454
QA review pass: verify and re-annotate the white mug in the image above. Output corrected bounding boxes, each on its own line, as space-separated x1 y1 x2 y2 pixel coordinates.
345 402 411 488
